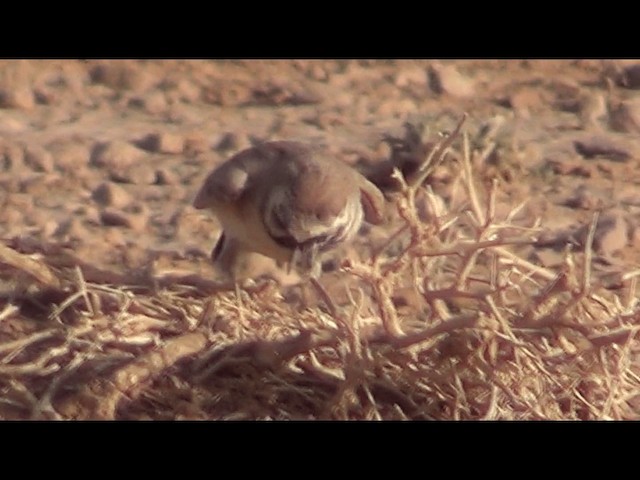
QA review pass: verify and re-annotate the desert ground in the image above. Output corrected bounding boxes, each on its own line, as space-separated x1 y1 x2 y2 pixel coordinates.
0 59 638 420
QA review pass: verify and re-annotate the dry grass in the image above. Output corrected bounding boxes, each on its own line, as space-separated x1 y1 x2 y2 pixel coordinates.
1 117 638 420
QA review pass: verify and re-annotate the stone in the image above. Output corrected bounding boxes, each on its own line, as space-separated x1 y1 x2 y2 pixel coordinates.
23 145 54 173
135 132 184 154
394 67 427 88
578 92 607 128
48 140 91 172
593 211 629 256
91 182 132 208
618 64 640 89
0 86 35 110
53 218 88 240
507 88 546 118
574 211 629 256
609 98 640 134
110 163 157 185
428 63 475 98
100 207 147 231
155 167 180 185
0 140 24 172
573 135 633 162
183 133 210 155
89 62 154 92
563 185 602 210
33 86 58 105
174 78 202 103
91 140 146 170
215 132 241 152
128 91 168 115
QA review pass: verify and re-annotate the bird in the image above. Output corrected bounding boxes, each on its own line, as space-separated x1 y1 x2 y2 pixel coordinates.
192 140 386 282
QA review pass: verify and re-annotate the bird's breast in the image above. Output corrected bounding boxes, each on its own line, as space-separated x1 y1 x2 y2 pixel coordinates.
211 200 293 264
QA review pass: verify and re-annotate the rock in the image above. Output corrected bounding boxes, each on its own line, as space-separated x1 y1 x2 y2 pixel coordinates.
575 211 629 256
578 92 607 128
89 62 154 92
573 135 633 162
103 227 127 247
202 79 252 106
0 140 24 172
549 79 583 112
563 185 602 210
128 91 168 114
23 145 54 173
377 98 418 117
41 219 58 237
155 167 180 185
48 140 91 172
53 217 88 240
308 64 329 82
91 140 146 170
0 86 35 110
110 163 157 185
100 207 147 231
78 204 101 225
135 132 184 154
530 249 566 268
428 63 475 98
609 98 640 134
33 86 58 105
544 158 593 177
215 132 241 152
173 78 202 103
506 88 545 118
183 133 210 155
0 115 29 134
617 64 640 89
594 212 629 256
91 182 132 208
19 173 61 196
0 206 31 235
394 67 427 88
249 81 322 106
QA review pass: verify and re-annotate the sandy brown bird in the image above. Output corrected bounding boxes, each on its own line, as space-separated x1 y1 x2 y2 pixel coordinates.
192 141 385 281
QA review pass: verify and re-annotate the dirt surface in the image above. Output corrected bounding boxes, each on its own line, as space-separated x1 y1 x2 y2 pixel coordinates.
1 60 639 420
2 60 639 274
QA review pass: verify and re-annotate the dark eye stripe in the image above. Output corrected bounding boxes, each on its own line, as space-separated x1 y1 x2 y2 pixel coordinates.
263 197 362 253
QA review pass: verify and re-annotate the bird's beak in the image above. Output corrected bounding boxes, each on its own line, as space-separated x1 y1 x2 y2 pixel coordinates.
289 243 321 277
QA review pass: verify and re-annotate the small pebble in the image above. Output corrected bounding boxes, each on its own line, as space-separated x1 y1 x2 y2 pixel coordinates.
91 182 132 208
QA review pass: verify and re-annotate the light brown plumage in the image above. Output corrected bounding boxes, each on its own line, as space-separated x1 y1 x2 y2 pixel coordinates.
193 141 385 280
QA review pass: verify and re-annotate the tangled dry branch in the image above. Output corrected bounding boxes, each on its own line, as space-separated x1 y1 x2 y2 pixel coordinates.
0 116 638 420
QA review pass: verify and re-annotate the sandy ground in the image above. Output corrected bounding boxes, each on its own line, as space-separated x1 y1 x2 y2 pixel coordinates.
0 59 639 419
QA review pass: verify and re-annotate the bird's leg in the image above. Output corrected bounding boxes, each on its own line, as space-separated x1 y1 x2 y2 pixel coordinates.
230 249 253 325
211 233 248 323
287 248 299 275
